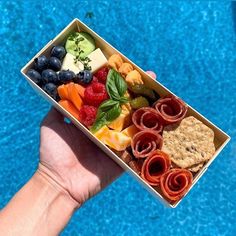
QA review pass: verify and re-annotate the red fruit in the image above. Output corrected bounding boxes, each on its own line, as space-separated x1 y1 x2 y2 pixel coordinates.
79 105 97 127
92 75 98 83
94 67 109 83
84 82 109 106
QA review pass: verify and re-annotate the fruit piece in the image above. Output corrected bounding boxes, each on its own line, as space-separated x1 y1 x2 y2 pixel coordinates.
118 63 133 77
34 55 48 72
129 84 158 101
87 48 107 72
57 84 69 100
42 83 58 100
65 32 95 58
67 83 83 110
74 84 85 98
92 76 98 83
50 46 66 60
61 53 84 74
108 54 123 71
79 105 97 127
125 70 143 86
48 57 62 71
58 70 75 84
59 100 80 121
104 130 131 151
26 69 41 85
94 67 109 83
41 69 59 84
108 103 132 131
58 82 85 101
74 70 93 84
93 125 131 151
121 124 139 138
130 96 149 109
93 125 110 142
84 82 109 106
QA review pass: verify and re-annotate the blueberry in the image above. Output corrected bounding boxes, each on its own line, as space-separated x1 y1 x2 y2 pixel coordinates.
50 46 66 60
26 69 41 85
75 70 92 84
48 57 62 71
34 55 48 72
42 83 58 100
58 70 75 83
41 69 58 84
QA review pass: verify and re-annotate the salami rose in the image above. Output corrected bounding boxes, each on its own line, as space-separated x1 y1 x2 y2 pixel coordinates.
160 168 193 202
141 150 171 186
132 107 163 133
131 130 163 159
154 95 188 124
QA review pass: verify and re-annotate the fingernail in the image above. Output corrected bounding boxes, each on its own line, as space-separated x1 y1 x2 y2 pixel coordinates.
146 71 157 80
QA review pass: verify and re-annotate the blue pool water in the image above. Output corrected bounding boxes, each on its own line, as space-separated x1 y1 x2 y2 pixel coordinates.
0 1 236 235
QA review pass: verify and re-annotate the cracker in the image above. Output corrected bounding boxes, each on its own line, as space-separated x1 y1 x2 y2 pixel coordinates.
162 116 215 169
188 162 204 172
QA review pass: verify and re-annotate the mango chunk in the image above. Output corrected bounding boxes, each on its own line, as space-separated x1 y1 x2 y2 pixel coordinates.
94 125 131 151
104 130 131 151
121 124 139 138
108 103 132 131
94 125 110 142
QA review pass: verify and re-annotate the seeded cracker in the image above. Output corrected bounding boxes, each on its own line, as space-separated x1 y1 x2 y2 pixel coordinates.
188 163 204 172
162 116 215 170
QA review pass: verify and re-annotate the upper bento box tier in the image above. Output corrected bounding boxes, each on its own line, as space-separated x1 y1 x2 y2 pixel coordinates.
21 19 230 208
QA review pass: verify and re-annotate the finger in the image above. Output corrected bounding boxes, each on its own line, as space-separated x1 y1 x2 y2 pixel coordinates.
146 71 157 80
41 107 63 127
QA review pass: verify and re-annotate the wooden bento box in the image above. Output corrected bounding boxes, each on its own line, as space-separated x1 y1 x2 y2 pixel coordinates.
21 19 230 208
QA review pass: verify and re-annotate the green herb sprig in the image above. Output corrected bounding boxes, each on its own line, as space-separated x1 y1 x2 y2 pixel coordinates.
68 33 92 71
90 69 129 133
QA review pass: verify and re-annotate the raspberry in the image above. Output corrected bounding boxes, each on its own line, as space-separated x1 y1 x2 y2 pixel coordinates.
79 105 97 127
94 67 109 83
84 82 109 106
91 75 98 83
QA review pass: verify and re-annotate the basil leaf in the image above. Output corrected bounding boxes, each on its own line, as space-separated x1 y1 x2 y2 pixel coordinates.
106 102 121 122
90 116 107 133
106 69 127 101
90 99 122 133
114 72 127 97
99 99 119 113
119 96 129 104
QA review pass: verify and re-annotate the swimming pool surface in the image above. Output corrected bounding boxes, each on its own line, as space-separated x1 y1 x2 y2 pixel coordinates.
0 1 236 235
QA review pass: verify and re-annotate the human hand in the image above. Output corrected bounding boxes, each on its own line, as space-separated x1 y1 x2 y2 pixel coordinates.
39 71 156 206
39 108 123 205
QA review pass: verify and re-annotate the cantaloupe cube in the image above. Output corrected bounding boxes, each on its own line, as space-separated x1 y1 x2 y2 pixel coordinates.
94 126 110 142
121 124 139 138
104 130 131 151
108 103 132 131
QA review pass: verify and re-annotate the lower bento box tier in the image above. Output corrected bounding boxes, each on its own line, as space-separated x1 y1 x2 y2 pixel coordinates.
21 19 230 208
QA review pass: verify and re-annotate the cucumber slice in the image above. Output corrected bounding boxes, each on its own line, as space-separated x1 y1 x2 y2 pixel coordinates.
65 32 96 58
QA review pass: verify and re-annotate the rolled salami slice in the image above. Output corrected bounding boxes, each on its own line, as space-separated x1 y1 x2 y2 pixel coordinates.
154 95 188 124
141 150 171 186
132 107 163 133
131 130 163 159
160 168 193 202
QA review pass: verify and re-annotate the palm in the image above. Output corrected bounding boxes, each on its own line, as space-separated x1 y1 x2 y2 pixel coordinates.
40 108 123 204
